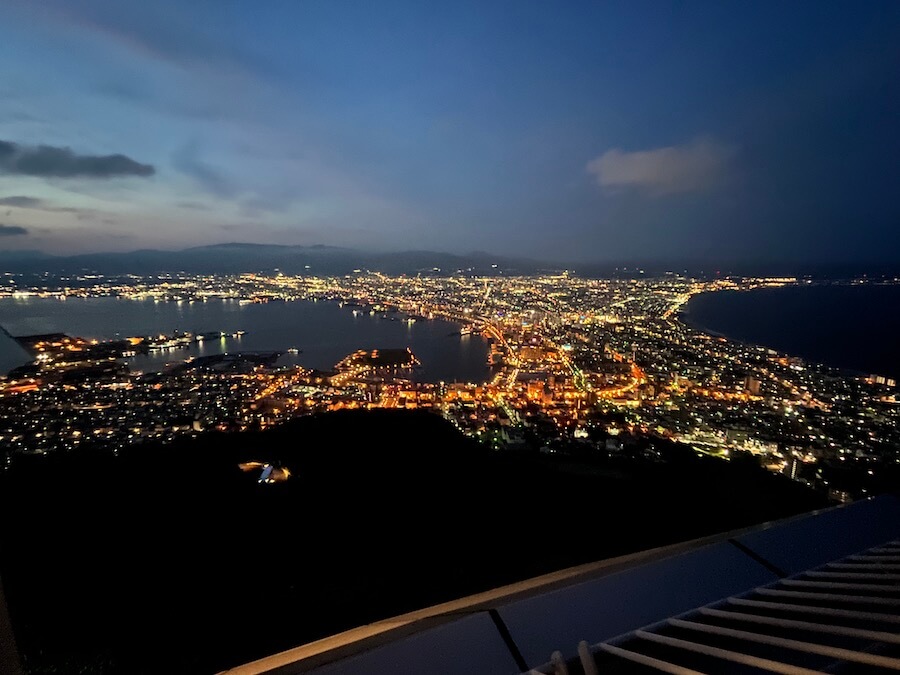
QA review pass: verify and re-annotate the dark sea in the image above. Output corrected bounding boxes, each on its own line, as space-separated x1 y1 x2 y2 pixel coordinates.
683 284 900 380
0 297 490 383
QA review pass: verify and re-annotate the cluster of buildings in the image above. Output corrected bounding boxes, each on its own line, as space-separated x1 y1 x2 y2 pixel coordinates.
0 271 897 501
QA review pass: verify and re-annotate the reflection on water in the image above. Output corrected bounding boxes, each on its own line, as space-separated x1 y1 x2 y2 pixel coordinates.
0 297 490 383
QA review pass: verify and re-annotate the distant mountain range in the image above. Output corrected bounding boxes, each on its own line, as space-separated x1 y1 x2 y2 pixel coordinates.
0 243 897 278
0 243 557 276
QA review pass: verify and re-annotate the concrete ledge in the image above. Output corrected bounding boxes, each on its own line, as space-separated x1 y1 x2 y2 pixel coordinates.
734 493 900 575
498 540 778 666
220 495 900 675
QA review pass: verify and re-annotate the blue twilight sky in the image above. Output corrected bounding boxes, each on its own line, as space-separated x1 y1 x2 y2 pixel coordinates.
0 0 898 263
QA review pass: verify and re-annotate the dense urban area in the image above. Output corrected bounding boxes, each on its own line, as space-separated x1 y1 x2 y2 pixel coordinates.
1 271 898 502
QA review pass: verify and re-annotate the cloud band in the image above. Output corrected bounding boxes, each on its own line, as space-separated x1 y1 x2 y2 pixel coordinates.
0 140 155 178
587 138 734 196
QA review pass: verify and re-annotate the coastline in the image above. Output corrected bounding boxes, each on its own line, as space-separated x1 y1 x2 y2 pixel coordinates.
679 284 900 380
677 296 730 341
0 296 491 383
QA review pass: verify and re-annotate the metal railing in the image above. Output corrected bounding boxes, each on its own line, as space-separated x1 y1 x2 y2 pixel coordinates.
532 539 900 674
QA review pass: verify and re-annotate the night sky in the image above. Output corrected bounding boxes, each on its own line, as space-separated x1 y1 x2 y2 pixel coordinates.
1 1 898 264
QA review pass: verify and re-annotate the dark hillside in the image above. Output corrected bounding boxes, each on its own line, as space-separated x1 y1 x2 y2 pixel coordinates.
0 410 826 674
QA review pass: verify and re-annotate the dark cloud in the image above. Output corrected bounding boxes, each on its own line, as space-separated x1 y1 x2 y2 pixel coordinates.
0 196 116 223
0 140 154 178
241 195 295 216
176 200 212 211
0 196 45 208
0 224 29 236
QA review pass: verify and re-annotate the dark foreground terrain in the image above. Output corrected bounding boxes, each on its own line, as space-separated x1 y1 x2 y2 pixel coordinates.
1 410 826 674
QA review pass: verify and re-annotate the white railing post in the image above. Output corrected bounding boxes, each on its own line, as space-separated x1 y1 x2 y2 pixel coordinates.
578 641 599 675
550 650 569 675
